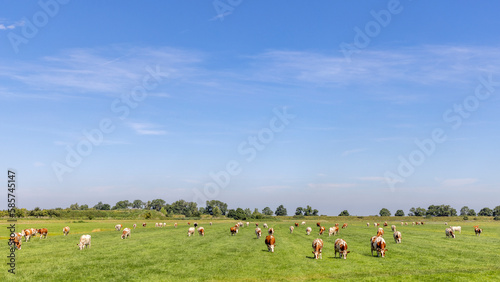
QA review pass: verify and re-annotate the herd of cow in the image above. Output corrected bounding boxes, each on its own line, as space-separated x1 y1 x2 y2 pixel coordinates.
8 220 484 258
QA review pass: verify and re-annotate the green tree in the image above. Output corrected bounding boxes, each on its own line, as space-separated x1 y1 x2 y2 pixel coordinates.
150 199 166 211
339 210 350 216
468 209 476 216
79 204 89 210
262 207 273 216
226 209 236 219
379 208 391 216
244 208 252 218
205 200 228 215
295 207 303 216
132 200 145 209
478 207 493 216
303 205 313 216
395 210 405 216
93 201 110 210
312 209 319 216
112 200 131 210
493 205 500 216
70 203 79 210
212 206 222 218
275 205 287 216
460 206 470 216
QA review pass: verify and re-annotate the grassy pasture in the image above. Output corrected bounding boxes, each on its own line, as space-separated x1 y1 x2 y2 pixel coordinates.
1 218 499 281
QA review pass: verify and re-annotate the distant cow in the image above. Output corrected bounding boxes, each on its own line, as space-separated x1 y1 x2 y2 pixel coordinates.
256 223 259 227
444 222 448 225
295 223 299 227
301 221 306 225
37 228 48 239
393 231 402 243
133 224 137 229
121 228 131 239
255 228 262 239
334 238 350 259
475 227 482 236
187 222 190 225
306 227 312 235
265 235 275 253
78 235 91 250
445 228 455 238
9 236 21 250
319 226 325 235
198 227 205 236
316 222 321 227
405 222 408 226
63 226 70 236
371 236 387 257
142 223 146 227
383 222 388 227
246 222 250 227
329 226 339 236
194 222 198 228
230 226 238 236
342 223 348 229
391 225 396 232
377 227 384 237
268 228 274 235
367 222 370 227
312 238 323 259
289 226 294 233
115 224 123 231
188 227 195 237
22 229 33 242
210 222 212 226
451 226 461 234
174 223 177 228
263 223 268 229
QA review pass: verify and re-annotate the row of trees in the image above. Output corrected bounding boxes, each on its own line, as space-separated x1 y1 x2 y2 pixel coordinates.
377 205 500 217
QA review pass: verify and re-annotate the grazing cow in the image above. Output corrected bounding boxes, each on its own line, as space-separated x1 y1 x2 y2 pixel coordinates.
230 226 238 236
316 222 321 227
133 224 137 229
383 222 388 227
335 223 339 227
295 223 299 227
30 228 38 236
405 222 408 226
374 222 378 227
63 226 70 236
319 226 325 235
475 227 482 236
289 226 294 233
163 223 166 227
371 236 387 257
265 235 275 253
256 223 259 227
23 229 33 242
377 227 384 237
235 224 240 228
306 227 312 235
263 223 268 229
255 228 262 239
115 224 123 231
391 225 396 232
444 222 448 225
194 222 198 228
416 222 421 225
329 226 339 236
393 231 402 243
421 222 425 225
268 228 274 235
155 223 159 227
188 227 195 237
451 226 461 234
342 223 348 229
412 222 416 226
14 232 22 242
246 222 250 227
401 222 404 226
9 237 21 250
210 222 213 226
334 238 350 259
121 228 131 239
174 223 177 228
142 223 146 227
37 228 48 239
198 227 205 236
367 222 370 227
78 235 91 250
312 238 323 259
445 228 455 238
187 222 190 225
301 221 306 225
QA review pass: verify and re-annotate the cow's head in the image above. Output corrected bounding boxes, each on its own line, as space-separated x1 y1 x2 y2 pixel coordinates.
378 242 387 257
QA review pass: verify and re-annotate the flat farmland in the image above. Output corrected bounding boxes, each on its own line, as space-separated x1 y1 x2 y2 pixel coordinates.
1 219 499 281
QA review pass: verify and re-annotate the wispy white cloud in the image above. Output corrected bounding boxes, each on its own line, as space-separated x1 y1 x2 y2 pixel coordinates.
0 20 24 30
341 148 367 157
440 178 478 187
129 123 167 135
358 176 387 183
307 183 356 190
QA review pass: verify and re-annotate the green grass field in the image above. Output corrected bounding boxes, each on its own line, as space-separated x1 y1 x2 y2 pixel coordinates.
2 218 499 281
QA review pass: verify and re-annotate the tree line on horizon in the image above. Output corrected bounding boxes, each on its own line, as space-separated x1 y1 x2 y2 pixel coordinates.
3 200 500 220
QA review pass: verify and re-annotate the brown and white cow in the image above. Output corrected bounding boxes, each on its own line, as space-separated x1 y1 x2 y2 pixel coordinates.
475 227 482 236
405 222 408 226
188 227 195 237
198 227 205 236
367 222 370 227
121 228 131 239
9 237 21 250
289 226 294 233
342 223 348 229
445 228 455 238
63 226 70 236
306 227 312 235
401 222 404 226
334 238 350 259
37 228 48 239
319 226 326 235
174 223 177 228
265 235 275 253
295 223 299 227
301 221 306 225
329 226 339 237
377 227 384 237
115 224 123 231
23 229 33 242
230 226 238 236
371 236 387 257
263 223 268 229
255 228 262 239
391 225 396 232
316 222 321 227
268 228 274 235
210 222 213 226
246 222 250 227
383 222 388 227
393 231 402 243
142 223 147 227
133 224 137 229
78 235 91 250
255 223 259 227
312 238 323 259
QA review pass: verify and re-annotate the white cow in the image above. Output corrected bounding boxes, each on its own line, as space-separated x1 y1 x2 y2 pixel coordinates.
115 224 122 231
329 227 338 236
451 226 461 234
263 223 268 228
78 235 91 250
255 228 262 239
393 231 402 243
391 225 396 232
187 227 195 237
301 221 306 225
121 228 131 239
306 227 312 235
289 226 294 233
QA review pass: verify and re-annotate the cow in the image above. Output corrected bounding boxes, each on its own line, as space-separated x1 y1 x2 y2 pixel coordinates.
334 238 350 259
198 227 205 236
263 223 268 228
319 226 325 235
265 235 275 253
14 232 22 242
312 238 323 259
475 227 482 236
374 222 378 227
401 222 404 226
306 227 312 235
238 222 244 227
342 223 348 229
230 226 238 236
155 223 159 227
444 222 448 225
412 222 415 225
63 226 70 236
255 228 262 239
371 236 387 257
316 222 321 227
384 222 388 227
367 222 370 227
377 227 384 237
289 226 294 233
121 228 131 239
246 222 250 227
335 223 339 227
295 223 299 227
174 223 177 228
329 226 339 236
30 228 38 236
23 229 33 242
115 224 123 231
133 224 137 229
9 236 21 250
391 225 396 232
210 222 213 226
405 222 408 226
301 221 306 225
163 223 166 227
445 228 455 238
393 231 402 243
37 228 48 239
187 222 190 225
268 228 274 235
194 222 198 228
421 222 425 225
256 223 259 227
451 226 461 234
188 227 195 237
142 223 146 227
78 235 91 250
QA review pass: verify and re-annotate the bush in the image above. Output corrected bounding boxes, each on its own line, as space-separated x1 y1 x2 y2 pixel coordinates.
463 215 468 220
494 216 500 221
88 215 94 220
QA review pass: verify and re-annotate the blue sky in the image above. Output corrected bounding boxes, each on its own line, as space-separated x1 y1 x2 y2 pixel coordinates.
1 0 500 215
